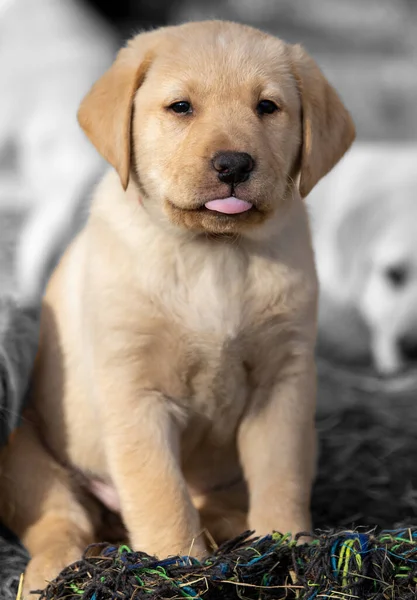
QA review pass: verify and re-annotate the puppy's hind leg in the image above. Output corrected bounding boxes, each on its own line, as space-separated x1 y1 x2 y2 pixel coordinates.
0 417 95 599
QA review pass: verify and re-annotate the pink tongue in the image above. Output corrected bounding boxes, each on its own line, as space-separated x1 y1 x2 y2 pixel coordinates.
204 197 252 214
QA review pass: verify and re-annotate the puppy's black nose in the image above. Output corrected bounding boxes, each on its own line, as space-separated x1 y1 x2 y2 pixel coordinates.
398 334 417 363
212 151 254 185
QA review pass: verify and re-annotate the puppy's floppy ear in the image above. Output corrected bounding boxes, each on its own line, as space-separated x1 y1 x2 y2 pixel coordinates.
290 44 356 198
77 39 154 190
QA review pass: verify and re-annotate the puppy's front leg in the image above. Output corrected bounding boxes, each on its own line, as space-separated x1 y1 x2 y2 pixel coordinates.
100 388 205 558
238 355 317 539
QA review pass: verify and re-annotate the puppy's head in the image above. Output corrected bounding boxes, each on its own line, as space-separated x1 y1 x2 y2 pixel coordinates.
78 21 354 236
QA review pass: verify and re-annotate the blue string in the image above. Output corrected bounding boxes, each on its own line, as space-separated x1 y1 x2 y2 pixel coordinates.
181 585 198 596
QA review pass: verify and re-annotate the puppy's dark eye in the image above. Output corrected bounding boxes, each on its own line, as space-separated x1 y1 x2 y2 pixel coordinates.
385 265 408 288
169 101 192 114
257 99 279 115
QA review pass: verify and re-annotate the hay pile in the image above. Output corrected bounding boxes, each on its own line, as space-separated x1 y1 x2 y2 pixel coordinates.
37 529 417 600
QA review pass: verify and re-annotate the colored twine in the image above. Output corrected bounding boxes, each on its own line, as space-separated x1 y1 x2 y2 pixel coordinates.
30 528 417 600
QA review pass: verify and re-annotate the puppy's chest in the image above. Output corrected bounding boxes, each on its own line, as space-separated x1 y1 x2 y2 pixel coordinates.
166 300 252 439
158 250 293 338
179 333 249 436
147 255 298 439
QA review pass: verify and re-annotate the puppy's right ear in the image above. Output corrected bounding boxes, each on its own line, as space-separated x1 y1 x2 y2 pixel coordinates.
77 38 154 190
290 44 356 198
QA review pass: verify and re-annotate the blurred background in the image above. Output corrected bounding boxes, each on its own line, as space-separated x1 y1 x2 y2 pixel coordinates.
0 0 416 376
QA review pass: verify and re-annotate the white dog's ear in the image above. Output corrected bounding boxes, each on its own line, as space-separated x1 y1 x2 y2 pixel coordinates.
290 44 356 198
78 35 155 190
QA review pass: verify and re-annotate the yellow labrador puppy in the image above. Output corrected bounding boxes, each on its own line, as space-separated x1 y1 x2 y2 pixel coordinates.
0 20 354 596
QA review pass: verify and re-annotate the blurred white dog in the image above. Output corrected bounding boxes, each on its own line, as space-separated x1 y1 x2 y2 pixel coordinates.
307 142 417 375
0 0 117 306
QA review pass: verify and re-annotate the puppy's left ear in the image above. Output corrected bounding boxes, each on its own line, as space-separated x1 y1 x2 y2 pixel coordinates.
77 35 155 190
290 44 356 198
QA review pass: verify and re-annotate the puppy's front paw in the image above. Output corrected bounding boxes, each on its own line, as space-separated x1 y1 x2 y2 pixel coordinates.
23 545 83 598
